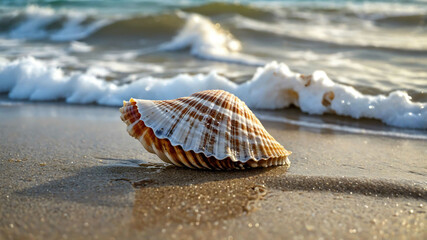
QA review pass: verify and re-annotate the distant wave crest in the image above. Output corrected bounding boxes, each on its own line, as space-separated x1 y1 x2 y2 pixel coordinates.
2 2 425 48
158 13 263 66
0 5 110 41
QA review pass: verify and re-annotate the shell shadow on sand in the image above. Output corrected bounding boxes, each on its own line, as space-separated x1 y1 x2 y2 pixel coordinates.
127 163 426 230
15 158 279 207
17 157 426 231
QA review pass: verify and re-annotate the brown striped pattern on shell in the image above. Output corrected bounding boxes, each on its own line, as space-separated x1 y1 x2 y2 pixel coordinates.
119 90 291 170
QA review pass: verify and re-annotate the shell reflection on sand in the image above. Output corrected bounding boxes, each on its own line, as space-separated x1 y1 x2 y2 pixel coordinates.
132 180 268 229
129 166 279 230
120 90 291 170
129 166 426 233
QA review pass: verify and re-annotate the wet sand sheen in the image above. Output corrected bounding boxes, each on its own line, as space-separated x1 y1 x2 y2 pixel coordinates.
0 102 426 239
130 166 425 232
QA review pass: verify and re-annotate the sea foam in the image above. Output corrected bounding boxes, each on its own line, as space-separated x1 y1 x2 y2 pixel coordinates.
0 57 425 129
6 5 109 41
68 41 93 53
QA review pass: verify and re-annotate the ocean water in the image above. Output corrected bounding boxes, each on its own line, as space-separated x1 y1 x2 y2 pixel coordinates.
0 0 426 130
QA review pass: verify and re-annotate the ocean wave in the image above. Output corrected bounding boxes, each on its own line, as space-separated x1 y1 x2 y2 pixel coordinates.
257 1 427 19
88 13 184 41
343 1 427 17
0 57 425 129
183 2 270 19
68 41 93 53
1 4 264 43
232 15 427 51
2 3 425 50
92 12 264 65
158 13 264 66
0 5 110 41
375 14 427 27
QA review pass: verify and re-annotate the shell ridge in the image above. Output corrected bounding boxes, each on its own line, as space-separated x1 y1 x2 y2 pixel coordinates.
165 99 195 141
158 100 181 138
174 95 220 159
202 90 225 158
133 95 237 161
126 119 139 133
228 92 238 162
153 102 176 137
213 92 231 160
178 97 214 152
163 98 199 148
233 96 251 161
241 103 254 160
196 91 220 158
194 92 232 158
174 100 196 150
188 93 209 155
158 101 180 138
241 104 258 160
185 93 281 148
174 95 209 157
183 96 210 156
253 118 271 158
211 91 230 157
245 106 286 157
141 101 175 138
254 116 286 157
236 98 252 160
162 96 212 159
217 101 280 147
251 109 273 159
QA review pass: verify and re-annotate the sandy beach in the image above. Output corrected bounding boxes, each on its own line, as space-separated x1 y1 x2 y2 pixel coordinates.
0 100 425 240
1 0 427 239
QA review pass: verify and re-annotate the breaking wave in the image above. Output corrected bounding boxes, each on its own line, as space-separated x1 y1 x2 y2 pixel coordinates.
0 5 110 41
158 14 263 66
2 2 426 51
0 57 425 129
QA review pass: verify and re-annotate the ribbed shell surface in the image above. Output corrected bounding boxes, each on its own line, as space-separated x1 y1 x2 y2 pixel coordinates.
120 90 291 166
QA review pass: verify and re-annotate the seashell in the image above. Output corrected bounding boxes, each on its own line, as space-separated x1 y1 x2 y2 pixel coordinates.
119 90 291 170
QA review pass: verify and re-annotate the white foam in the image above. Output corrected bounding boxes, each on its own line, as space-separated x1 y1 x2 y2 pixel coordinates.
7 5 109 42
68 41 93 53
159 14 264 66
50 16 110 42
87 60 164 74
9 5 59 40
85 66 111 77
0 57 425 129
236 62 426 128
0 57 68 100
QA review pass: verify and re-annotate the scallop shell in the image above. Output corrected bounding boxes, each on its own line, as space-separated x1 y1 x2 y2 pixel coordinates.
119 90 291 170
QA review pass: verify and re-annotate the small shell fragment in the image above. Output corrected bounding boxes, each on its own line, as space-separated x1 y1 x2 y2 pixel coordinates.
120 90 291 170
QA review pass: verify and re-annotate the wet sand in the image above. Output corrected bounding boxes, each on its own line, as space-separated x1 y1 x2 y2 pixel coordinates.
0 100 426 240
